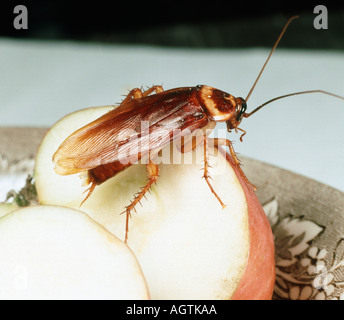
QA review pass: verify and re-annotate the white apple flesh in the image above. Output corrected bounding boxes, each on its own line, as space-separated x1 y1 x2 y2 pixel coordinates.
35 106 275 299
0 205 149 300
0 202 18 218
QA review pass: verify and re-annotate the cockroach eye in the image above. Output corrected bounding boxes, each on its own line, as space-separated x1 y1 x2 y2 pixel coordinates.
236 100 247 121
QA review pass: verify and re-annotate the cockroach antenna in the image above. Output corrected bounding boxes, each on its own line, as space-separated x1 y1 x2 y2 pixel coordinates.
244 90 344 118
243 15 344 118
245 16 300 102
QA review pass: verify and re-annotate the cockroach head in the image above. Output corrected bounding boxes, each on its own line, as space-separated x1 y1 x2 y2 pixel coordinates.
226 97 247 130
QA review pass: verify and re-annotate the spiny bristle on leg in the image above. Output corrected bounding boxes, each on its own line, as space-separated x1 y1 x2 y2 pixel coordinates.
203 135 226 208
80 182 96 208
121 160 160 243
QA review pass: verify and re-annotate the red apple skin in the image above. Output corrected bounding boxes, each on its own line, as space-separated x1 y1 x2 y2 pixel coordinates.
223 151 275 300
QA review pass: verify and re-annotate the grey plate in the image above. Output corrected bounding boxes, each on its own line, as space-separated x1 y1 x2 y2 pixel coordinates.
1 127 344 300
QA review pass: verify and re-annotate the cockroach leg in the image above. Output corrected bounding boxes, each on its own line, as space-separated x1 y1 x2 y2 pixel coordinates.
142 85 164 97
80 176 97 207
121 85 164 106
202 136 226 209
176 133 226 207
124 158 159 243
121 88 144 104
176 122 211 154
210 138 257 191
236 127 247 142
176 135 199 154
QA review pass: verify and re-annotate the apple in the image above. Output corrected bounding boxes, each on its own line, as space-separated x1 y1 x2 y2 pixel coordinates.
0 205 149 300
0 202 18 218
35 106 275 300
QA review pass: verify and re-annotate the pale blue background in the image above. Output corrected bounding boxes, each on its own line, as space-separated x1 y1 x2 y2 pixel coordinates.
0 38 343 191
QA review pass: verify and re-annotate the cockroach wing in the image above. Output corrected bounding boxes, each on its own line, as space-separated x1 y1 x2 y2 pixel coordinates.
53 88 209 175
53 106 141 175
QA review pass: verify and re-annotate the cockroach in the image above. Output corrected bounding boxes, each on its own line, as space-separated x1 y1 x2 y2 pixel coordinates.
53 16 344 242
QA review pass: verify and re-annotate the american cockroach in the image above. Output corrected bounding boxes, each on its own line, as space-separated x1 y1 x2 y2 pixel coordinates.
53 16 344 242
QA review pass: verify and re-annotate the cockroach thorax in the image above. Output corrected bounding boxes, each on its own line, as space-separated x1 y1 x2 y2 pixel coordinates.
197 85 237 122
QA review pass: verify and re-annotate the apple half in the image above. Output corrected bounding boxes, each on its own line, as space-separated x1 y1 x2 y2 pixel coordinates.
35 106 275 300
0 202 18 219
0 205 149 300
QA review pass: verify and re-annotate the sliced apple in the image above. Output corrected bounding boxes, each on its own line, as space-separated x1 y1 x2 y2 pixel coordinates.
35 106 275 300
0 205 149 300
0 202 18 218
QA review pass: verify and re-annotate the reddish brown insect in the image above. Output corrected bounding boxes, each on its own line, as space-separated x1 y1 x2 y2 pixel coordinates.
53 16 344 242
